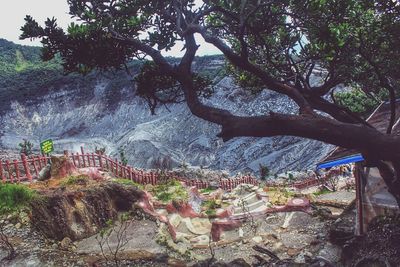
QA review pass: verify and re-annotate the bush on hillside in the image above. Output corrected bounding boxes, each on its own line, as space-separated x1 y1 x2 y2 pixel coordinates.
0 183 36 214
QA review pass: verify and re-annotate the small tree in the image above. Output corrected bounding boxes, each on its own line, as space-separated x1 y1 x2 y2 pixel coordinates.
95 213 133 267
259 164 270 181
95 146 106 155
118 147 128 166
0 220 16 261
18 139 33 156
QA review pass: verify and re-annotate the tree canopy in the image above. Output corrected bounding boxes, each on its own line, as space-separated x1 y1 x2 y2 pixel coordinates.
20 0 400 205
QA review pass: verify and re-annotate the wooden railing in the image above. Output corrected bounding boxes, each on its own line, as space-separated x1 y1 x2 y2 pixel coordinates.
0 147 259 191
0 147 343 191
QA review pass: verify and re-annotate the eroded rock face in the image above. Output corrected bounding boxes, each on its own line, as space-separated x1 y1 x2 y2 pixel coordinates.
50 155 77 179
30 183 143 241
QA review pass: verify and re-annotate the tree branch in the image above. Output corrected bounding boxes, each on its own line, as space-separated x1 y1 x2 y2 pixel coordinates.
190 25 315 115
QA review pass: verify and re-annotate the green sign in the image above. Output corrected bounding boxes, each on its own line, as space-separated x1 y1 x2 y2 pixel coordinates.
40 139 54 154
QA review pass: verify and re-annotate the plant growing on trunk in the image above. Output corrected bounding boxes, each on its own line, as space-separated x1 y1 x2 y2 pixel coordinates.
20 0 400 207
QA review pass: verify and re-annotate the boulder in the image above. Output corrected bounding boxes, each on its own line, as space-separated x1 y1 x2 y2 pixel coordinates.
183 218 212 235
50 156 77 179
38 164 51 181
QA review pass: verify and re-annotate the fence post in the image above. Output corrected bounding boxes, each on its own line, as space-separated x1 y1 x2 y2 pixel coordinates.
122 166 126 179
0 161 4 183
91 153 96 167
80 147 86 167
41 153 47 166
98 154 103 170
30 156 39 177
5 160 12 183
87 151 91 167
128 167 132 181
21 154 32 182
105 156 109 171
13 160 20 183
37 155 42 170
71 153 77 167
115 159 119 177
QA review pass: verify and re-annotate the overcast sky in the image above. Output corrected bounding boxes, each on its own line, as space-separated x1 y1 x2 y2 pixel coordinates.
0 0 221 57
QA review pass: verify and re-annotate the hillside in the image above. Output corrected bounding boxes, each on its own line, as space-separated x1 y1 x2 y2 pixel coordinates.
0 39 332 175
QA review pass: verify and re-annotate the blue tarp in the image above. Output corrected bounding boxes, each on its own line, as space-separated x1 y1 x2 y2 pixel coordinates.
316 154 364 170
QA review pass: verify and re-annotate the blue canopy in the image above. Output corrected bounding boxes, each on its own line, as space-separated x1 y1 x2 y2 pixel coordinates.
316 154 364 170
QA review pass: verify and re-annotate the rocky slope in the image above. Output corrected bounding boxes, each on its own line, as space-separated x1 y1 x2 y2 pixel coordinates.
0 39 333 175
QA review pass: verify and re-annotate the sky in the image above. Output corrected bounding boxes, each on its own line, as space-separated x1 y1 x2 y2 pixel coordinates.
0 0 221 57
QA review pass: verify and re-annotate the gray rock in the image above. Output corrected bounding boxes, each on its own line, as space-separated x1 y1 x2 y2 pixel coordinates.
38 164 51 181
60 237 72 250
317 243 342 263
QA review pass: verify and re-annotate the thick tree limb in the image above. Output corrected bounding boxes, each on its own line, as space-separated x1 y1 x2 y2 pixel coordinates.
189 25 315 115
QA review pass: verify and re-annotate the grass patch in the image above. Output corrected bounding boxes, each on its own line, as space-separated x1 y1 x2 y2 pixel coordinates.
61 175 89 186
313 188 332 196
0 183 36 214
113 178 144 189
199 187 215 194
202 199 220 217
152 180 188 203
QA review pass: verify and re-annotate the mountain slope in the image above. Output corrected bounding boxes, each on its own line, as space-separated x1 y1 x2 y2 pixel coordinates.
0 39 332 175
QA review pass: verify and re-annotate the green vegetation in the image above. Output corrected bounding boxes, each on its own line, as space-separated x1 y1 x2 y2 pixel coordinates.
334 88 385 115
61 175 89 186
18 139 34 156
313 188 332 196
0 183 36 214
199 187 215 194
118 147 128 166
259 164 270 181
152 180 188 203
202 199 220 216
113 178 144 189
0 39 64 107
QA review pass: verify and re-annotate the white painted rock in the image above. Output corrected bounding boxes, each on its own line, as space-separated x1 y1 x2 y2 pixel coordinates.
169 214 183 228
252 236 263 243
238 228 244 238
190 235 210 246
175 232 193 243
183 218 212 235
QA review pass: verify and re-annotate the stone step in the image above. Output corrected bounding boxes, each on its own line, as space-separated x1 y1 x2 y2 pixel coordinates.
233 199 267 214
230 204 269 220
233 192 259 206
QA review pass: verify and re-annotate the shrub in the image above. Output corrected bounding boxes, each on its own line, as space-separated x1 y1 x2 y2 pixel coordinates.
18 139 34 156
200 187 215 194
152 180 188 203
0 183 36 214
95 146 106 155
259 164 270 180
118 147 128 166
61 175 89 186
113 178 144 189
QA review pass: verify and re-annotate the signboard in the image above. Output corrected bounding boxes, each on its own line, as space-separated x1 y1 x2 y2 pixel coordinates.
40 139 54 154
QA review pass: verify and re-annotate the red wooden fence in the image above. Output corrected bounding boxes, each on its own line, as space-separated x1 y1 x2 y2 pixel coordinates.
0 147 340 191
0 147 259 191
